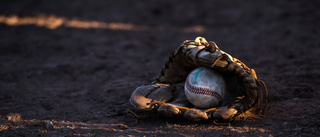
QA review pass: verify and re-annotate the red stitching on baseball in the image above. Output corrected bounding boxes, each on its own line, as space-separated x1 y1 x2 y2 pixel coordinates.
186 76 223 104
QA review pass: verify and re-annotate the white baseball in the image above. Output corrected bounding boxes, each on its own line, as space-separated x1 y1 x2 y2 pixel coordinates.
184 67 227 108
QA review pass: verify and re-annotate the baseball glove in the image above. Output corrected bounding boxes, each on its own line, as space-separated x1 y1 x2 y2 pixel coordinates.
128 37 268 124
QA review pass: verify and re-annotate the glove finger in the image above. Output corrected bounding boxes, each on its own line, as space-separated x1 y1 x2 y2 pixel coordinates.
209 106 237 120
157 104 180 117
183 109 208 121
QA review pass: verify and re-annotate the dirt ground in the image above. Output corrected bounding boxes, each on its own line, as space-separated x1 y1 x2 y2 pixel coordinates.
0 0 319 136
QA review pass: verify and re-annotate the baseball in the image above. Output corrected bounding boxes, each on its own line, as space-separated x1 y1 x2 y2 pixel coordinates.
184 67 226 108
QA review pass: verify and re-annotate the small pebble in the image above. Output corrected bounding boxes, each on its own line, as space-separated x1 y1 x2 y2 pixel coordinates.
7 113 22 122
282 122 288 127
46 121 54 130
